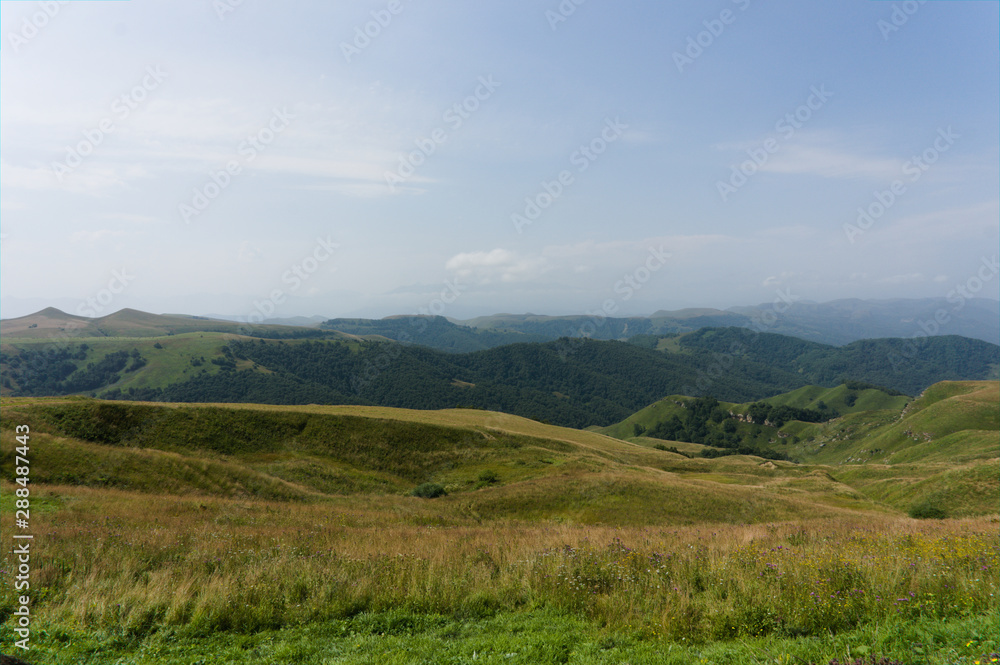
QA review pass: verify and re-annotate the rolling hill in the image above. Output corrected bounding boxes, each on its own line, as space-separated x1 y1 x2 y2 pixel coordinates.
0 383 996 664
602 380 996 466
2 326 997 430
599 379 999 516
0 307 356 340
319 315 550 352
0 396 948 521
3 381 996 519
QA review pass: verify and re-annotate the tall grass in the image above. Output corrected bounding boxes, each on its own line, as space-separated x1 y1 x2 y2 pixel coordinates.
2 485 995 643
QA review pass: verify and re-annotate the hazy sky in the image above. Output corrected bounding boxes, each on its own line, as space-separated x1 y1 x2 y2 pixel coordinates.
1 0 998 321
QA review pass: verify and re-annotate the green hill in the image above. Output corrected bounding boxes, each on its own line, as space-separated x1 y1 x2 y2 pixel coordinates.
599 380 995 466
0 391 996 664
787 381 999 466
1 397 886 524
598 380 999 517
320 315 550 352
0 307 358 340
3 386 996 520
3 327 997 431
762 382 909 414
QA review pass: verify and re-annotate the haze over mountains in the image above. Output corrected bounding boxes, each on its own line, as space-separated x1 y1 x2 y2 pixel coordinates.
3 296 997 348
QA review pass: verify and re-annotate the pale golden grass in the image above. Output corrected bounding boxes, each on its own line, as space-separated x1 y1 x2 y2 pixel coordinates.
3 483 995 640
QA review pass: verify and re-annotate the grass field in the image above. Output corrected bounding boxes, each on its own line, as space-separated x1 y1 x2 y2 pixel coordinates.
1 484 996 664
1 388 997 663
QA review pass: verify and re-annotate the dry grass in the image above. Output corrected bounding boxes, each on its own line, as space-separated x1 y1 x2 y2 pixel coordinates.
2 483 995 642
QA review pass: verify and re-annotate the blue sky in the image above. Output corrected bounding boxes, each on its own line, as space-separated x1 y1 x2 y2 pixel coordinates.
1 0 997 321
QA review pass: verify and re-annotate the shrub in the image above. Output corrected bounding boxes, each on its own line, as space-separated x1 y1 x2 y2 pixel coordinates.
908 499 947 520
411 483 447 499
477 470 499 484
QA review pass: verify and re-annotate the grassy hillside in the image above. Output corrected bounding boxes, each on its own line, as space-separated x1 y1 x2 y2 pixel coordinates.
596 382 908 456
4 329 997 434
598 380 999 516
4 389 997 520
787 381 999 466
0 395 997 663
762 383 909 414
0 307 358 340
320 315 550 352
603 381 997 468
0 397 873 522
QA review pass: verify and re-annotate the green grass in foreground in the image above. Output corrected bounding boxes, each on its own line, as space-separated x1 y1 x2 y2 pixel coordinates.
9 610 998 664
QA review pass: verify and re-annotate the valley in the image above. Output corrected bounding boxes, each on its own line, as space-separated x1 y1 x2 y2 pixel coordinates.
0 306 997 664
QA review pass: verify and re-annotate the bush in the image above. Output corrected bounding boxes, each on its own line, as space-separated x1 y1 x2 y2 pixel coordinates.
908 499 947 520
477 470 499 484
411 483 447 499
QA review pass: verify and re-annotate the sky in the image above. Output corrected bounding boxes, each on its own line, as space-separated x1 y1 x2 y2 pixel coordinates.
1 0 998 322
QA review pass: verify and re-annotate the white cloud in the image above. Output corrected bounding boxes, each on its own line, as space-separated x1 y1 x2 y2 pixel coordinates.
445 249 550 284
718 131 903 181
0 159 147 195
760 143 901 180
881 201 1000 239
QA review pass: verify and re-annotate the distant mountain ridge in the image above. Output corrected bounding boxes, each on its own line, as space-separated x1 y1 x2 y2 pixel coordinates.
3 296 997 350
459 297 999 347
0 307 349 340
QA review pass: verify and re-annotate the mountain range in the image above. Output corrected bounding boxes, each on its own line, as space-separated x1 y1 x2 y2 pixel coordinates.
2 306 997 429
5 297 996 350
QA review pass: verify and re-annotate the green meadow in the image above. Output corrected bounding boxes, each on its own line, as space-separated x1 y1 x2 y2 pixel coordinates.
0 383 997 663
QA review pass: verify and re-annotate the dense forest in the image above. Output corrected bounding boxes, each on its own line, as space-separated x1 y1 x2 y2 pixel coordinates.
320 316 550 352
679 328 999 396
639 395 828 460
3 328 996 429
